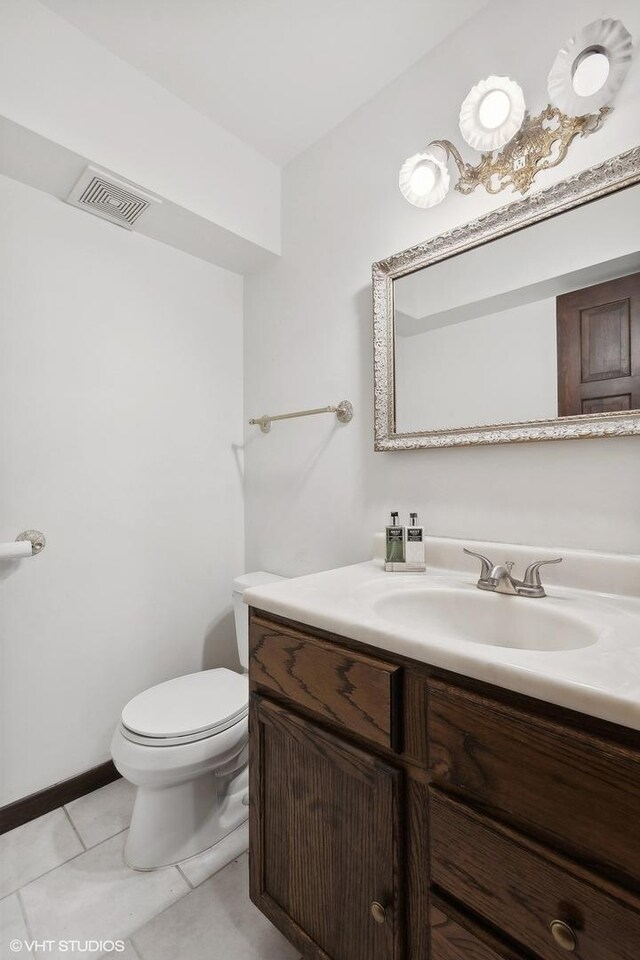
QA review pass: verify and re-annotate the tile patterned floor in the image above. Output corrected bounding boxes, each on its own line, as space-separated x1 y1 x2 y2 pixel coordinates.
0 780 300 960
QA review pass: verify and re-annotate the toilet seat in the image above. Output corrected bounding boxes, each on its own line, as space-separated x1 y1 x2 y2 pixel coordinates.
121 668 248 747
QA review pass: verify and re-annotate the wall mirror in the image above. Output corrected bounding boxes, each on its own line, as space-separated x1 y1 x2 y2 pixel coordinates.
373 147 640 448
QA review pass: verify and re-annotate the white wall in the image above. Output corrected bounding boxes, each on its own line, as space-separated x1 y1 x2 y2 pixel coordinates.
0 0 281 256
395 299 558 433
244 0 640 577
0 175 244 805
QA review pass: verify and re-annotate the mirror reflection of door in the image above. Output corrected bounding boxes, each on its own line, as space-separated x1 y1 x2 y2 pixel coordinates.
556 273 640 417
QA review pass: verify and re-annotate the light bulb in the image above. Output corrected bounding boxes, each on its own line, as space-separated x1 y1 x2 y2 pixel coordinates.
409 161 436 197
478 89 511 129
572 49 610 97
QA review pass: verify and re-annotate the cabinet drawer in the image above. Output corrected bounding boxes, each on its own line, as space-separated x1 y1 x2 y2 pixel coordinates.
249 614 402 750
430 790 640 960
431 901 528 960
427 680 640 882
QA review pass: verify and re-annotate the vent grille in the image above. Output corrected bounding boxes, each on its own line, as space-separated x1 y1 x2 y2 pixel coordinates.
67 166 160 230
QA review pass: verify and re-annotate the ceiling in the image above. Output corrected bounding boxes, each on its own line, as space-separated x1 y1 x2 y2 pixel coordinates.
40 0 489 165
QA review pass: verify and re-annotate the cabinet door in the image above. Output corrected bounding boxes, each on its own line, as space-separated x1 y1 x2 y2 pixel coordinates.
249 696 403 960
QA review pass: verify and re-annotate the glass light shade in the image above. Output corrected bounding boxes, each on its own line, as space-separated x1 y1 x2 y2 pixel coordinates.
547 19 633 117
459 76 525 152
399 152 450 208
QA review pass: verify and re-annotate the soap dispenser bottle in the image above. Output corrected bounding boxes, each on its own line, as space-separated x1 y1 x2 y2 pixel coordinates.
385 511 405 564
405 512 426 570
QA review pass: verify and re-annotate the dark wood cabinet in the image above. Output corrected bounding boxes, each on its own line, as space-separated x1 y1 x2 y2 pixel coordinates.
427 678 640 886
249 695 403 960
249 609 640 960
250 614 402 751
430 790 640 960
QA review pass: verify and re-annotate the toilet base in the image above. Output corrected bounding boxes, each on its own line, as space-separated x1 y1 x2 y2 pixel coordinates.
125 764 248 870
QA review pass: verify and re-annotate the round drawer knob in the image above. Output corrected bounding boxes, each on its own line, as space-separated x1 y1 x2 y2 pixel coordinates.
370 901 386 924
550 919 577 951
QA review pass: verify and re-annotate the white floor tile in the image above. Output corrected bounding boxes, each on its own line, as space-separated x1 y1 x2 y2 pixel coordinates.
0 894 32 959
65 779 136 849
178 821 248 888
20 831 189 958
0 810 83 899
133 854 299 960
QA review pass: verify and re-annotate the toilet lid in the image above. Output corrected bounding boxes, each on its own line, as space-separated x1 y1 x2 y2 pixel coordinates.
121 668 248 740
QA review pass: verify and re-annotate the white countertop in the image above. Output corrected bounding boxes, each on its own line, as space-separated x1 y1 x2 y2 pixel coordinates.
244 537 640 732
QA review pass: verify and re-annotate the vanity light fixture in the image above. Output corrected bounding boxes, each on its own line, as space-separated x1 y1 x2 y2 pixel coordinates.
399 151 450 208
399 18 633 208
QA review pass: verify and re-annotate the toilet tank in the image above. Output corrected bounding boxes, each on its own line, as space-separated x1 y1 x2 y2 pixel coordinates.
232 571 286 669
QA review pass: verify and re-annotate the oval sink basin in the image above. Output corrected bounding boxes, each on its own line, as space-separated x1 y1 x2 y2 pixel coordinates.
372 586 597 651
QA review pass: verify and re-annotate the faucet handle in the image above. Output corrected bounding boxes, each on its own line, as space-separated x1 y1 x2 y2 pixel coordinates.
523 557 562 588
463 547 494 580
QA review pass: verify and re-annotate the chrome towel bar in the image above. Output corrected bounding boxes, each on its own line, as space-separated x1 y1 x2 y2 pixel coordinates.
249 400 353 433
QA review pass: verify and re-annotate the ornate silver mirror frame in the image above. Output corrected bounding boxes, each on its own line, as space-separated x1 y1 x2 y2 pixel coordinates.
373 146 640 450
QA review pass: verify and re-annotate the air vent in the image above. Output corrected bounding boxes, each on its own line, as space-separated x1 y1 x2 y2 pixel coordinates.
66 166 161 230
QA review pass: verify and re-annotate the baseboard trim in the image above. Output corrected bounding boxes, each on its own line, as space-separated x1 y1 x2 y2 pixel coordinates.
0 760 120 835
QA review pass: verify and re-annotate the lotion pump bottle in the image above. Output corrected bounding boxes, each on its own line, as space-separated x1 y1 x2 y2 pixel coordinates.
385 511 405 563
405 512 426 569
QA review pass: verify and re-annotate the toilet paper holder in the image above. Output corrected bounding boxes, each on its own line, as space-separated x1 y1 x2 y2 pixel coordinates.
16 530 46 555
0 530 47 559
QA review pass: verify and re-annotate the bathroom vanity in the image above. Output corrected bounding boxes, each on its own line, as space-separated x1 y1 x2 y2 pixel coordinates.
246 542 640 960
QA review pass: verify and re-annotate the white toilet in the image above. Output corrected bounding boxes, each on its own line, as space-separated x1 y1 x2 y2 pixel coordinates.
111 571 283 870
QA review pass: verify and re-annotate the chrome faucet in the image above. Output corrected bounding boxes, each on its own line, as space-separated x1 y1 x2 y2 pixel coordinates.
463 548 562 599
